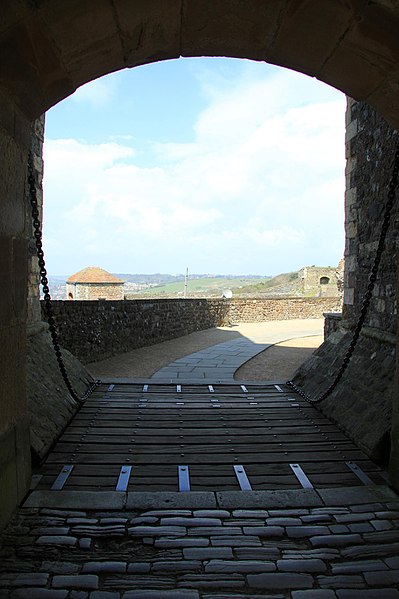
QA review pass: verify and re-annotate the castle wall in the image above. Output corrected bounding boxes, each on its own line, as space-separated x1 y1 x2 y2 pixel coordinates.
42 297 339 364
294 99 398 471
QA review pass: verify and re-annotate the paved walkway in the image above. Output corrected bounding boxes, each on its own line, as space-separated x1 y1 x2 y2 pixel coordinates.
94 319 324 383
150 338 272 382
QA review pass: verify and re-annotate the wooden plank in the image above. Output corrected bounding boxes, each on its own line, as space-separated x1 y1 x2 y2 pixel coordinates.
53 441 357 454
60 432 349 444
45 449 367 465
39 459 382 477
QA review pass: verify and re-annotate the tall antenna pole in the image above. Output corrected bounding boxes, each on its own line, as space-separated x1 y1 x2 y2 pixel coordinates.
184 267 189 298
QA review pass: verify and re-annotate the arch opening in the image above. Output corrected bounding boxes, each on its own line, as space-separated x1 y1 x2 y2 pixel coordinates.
1 0 399 526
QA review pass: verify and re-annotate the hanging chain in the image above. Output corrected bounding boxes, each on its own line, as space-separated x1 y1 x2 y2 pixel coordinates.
287 143 399 404
27 152 100 402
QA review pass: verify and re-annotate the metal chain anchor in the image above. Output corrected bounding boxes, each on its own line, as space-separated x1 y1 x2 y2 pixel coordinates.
287 143 399 404
27 151 100 402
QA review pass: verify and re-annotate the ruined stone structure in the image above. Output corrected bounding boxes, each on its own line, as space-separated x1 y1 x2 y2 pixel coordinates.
2 0 399 527
66 266 124 301
298 266 341 297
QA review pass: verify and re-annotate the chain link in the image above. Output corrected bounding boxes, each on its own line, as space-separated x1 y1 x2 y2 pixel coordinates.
28 152 101 402
287 143 399 404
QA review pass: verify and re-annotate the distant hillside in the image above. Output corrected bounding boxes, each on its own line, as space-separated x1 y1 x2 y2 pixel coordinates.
126 276 270 298
233 271 302 296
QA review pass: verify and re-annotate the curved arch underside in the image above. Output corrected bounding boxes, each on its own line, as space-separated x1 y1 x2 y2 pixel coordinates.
1 0 399 128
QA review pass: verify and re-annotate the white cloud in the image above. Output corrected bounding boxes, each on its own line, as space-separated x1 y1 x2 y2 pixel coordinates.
43 63 346 275
71 76 117 107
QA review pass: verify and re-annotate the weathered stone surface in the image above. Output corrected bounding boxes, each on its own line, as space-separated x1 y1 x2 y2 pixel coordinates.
294 100 399 465
82 562 126 574
52 575 98 589
123 592 199 599
247 572 313 589
216 490 322 509
10 591 68 599
277 559 327 573
126 492 216 510
27 324 93 463
24 491 126 510
183 548 233 560
205 560 276 573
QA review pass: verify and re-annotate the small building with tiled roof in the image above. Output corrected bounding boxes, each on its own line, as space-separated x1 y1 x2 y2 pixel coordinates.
66 267 125 301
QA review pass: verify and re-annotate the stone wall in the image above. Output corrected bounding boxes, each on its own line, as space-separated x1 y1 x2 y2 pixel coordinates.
294 99 399 471
41 297 340 364
26 118 95 472
42 299 229 363
343 98 398 333
0 89 32 529
324 312 343 339
227 298 340 323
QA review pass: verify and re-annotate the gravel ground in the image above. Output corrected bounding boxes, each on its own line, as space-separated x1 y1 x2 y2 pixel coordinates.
234 335 323 381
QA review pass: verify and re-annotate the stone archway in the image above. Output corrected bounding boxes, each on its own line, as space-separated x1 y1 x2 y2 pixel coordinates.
1 0 399 526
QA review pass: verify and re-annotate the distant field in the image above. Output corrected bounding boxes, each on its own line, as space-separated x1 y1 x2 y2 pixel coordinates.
127 277 270 297
233 271 300 295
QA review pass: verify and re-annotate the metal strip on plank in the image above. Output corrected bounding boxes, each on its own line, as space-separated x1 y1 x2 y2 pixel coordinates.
234 465 252 491
240 385 248 393
208 385 215 393
143 384 149 392
116 465 132 491
290 463 313 489
178 465 190 491
346 461 375 486
177 385 182 393
107 384 115 392
51 465 74 490
274 385 283 392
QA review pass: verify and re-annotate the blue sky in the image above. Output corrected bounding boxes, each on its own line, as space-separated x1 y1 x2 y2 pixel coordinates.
43 57 346 276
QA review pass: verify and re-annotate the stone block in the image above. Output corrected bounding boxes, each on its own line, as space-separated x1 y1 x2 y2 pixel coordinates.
24 491 126 510
52 575 98 590
216 490 322 509
247 572 313 589
126 492 217 510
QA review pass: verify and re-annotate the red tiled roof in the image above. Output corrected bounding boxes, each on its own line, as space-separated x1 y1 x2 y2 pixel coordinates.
67 267 124 284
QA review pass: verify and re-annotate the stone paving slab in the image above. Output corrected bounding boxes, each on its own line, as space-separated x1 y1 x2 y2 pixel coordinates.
150 328 322 383
23 491 127 510
216 490 323 509
24 487 398 512
317 486 398 506
126 493 217 511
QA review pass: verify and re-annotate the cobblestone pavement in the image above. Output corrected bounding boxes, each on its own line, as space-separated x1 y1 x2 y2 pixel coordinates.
1 487 399 597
